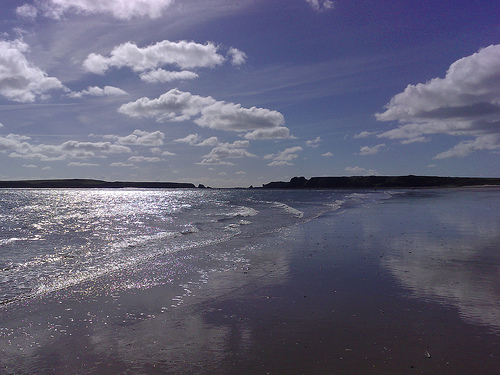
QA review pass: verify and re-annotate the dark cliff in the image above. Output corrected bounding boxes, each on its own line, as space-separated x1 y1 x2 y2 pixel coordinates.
262 175 500 189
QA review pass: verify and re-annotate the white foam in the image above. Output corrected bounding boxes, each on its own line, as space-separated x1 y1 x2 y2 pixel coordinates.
272 202 304 218
0 237 27 246
235 206 258 217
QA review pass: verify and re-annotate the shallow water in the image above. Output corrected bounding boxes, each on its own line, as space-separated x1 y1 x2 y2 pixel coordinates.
0 187 499 374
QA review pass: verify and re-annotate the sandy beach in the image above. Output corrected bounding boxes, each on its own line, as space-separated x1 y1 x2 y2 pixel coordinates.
1 188 499 374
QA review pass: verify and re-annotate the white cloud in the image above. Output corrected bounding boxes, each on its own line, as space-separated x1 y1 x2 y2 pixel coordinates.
203 147 256 160
118 89 216 122
0 134 132 161
27 0 174 20
176 136 251 164
434 134 500 159
359 143 386 155
174 133 202 145
243 127 292 140
306 0 335 12
103 130 165 147
197 159 234 166
68 162 100 167
345 166 378 176
119 89 290 137
150 147 161 155
265 146 303 166
376 44 500 158
0 123 3 128
354 131 377 138
268 160 294 167
195 101 285 132
128 156 162 163
197 140 256 166
139 69 199 83
227 47 247 66
196 137 220 147
69 85 128 98
22 164 37 168
110 162 135 167
306 136 321 147
84 40 225 74
16 4 38 19
322 152 333 157
0 39 65 102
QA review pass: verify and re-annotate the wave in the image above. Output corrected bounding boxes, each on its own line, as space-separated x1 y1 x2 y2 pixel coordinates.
271 202 304 218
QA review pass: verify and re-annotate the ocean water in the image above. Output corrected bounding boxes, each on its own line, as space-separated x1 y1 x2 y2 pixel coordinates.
0 188 386 306
1 187 500 374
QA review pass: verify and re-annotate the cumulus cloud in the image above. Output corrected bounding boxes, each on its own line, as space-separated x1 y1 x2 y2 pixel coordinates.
69 85 127 98
306 0 335 12
174 133 202 145
196 137 220 147
68 162 100 167
354 131 377 138
128 156 162 163
376 44 500 158
359 143 386 155
204 147 256 160
103 129 165 147
268 160 294 167
0 134 132 161
139 69 199 83
434 134 500 159
16 4 38 19
197 159 234 166
243 127 292 140
306 136 321 147
119 88 290 138
110 162 135 167
227 47 247 66
23 0 174 20
195 101 285 132
0 39 66 102
345 166 378 176
174 135 252 165
322 152 333 157
151 147 174 156
265 146 303 166
83 40 225 75
118 88 216 122
198 139 255 166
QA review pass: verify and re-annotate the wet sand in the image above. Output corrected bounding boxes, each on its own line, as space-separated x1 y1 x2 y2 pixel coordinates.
1 189 500 374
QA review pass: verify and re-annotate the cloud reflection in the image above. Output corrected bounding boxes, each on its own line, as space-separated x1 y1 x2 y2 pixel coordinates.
376 190 500 333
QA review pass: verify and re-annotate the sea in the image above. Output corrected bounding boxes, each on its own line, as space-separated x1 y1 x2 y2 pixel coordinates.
0 188 388 306
1 187 499 308
1 187 500 374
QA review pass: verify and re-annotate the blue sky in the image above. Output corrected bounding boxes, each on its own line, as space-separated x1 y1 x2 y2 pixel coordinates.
0 0 498 187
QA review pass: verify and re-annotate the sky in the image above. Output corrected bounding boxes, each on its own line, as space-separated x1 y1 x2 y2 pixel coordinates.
0 0 498 187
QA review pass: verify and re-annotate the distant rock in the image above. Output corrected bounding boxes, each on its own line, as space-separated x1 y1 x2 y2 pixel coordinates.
0 179 196 189
261 175 500 189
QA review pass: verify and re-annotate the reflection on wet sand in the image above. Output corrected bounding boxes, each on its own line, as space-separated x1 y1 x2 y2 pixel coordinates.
374 189 500 333
0 235 292 374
